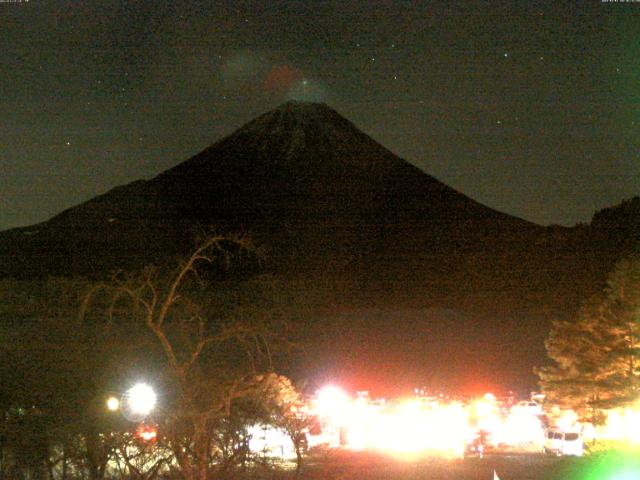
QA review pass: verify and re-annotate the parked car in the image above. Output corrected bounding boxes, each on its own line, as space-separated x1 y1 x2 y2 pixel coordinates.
543 428 584 456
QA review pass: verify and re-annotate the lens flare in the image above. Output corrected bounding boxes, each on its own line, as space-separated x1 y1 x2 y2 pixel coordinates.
566 450 640 480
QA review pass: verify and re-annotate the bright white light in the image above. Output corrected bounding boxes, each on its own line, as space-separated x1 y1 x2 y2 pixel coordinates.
106 396 120 411
126 383 156 417
248 424 295 459
314 386 349 421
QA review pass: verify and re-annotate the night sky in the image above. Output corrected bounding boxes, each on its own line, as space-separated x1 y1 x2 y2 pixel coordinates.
2 1 638 232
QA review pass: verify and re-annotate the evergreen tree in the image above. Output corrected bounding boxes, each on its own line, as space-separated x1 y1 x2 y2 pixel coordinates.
538 255 640 421
600 255 640 405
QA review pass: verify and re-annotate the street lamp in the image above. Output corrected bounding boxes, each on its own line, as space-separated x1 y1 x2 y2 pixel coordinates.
125 383 157 417
105 382 159 443
106 396 120 412
108 382 157 422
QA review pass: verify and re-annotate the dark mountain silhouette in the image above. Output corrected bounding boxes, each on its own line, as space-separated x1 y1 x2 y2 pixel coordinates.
1 102 637 394
0 102 540 281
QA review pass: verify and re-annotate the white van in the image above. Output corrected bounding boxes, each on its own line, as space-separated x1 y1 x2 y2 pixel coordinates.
543 428 584 456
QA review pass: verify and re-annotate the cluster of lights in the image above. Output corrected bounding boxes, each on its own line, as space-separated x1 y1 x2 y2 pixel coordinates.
311 387 548 457
104 382 640 457
310 387 640 458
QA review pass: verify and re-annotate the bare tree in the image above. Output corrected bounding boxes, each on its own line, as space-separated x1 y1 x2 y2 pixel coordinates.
81 234 291 480
110 432 173 480
259 374 313 476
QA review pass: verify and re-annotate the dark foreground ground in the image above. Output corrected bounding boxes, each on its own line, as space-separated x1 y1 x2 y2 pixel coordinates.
239 449 639 480
301 451 570 480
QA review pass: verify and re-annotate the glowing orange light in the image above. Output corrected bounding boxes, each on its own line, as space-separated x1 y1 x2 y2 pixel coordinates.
136 424 157 442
